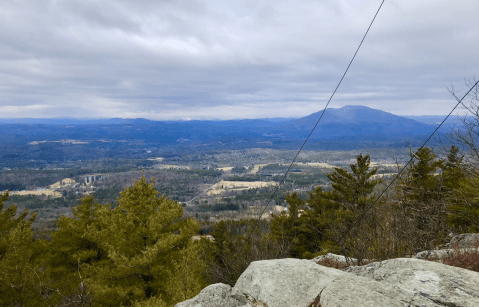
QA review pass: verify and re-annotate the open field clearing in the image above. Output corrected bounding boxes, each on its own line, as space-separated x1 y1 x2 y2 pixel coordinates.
50 178 76 188
12 189 62 198
301 162 336 168
249 162 336 174
207 180 278 196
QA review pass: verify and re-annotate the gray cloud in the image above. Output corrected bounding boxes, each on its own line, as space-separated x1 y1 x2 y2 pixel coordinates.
1 0 478 119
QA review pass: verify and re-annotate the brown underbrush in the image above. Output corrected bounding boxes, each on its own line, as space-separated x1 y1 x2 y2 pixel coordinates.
315 258 350 270
438 240 479 272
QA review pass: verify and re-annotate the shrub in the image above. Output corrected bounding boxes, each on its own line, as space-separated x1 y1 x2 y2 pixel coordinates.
315 258 349 270
440 240 479 272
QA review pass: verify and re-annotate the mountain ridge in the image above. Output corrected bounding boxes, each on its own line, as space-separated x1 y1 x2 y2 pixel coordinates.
0 105 456 163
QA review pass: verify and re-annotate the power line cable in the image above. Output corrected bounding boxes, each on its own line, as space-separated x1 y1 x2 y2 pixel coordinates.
321 79 479 262
228 0 386 267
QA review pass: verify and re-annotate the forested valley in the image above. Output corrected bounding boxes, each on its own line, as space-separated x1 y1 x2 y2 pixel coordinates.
3 89 479 306
2 142 479 306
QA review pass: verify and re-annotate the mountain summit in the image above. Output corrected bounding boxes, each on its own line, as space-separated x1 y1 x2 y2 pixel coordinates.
278 105 434 138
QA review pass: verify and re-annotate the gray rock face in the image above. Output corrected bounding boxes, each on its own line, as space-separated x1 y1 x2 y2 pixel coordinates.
178 257 479 307
344 258 479 307
234 258 416 307
311 252 358 264
414 248 456 260
414 232 479 260
174 283 253 307
414 247 479 260
449 233 479 248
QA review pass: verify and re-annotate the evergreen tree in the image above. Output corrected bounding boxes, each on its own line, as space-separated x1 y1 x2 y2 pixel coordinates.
443 145 479 232
328 153 380 213
269 192 312 258
0 192 48 306
270 154 381 261
48 195 106 304
85 176 203 306
305 186 352 256
398 147 448 251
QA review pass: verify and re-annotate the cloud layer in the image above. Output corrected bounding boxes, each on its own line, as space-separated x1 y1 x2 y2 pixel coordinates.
1 0 478 119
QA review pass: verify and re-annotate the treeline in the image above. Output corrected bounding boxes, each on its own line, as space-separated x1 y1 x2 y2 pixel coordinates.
206 146 479 284
267 146 479 262
2 146 479 306
0 177 207 306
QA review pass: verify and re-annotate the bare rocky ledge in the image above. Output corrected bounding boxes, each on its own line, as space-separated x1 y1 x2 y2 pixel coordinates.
176 234 479 307
176 257 479 307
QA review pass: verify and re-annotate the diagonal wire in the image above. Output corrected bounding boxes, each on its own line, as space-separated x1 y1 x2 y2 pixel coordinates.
322 79 479 262
228 0 386 267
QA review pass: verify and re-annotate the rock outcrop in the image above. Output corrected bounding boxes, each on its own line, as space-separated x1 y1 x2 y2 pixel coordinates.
449 233 479 248
174 283 254 307
345 258 479 306
311 253 358 265
176 257 479 307
414 233 479 260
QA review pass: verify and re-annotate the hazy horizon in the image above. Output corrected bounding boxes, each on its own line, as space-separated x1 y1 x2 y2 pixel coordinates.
0 105 464 122
1 0 478 120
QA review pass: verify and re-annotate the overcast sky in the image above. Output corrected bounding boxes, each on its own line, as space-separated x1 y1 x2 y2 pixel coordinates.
1 0 478 120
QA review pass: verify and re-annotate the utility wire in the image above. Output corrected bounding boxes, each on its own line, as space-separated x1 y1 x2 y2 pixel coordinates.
322 79 479 262
228 0 386 267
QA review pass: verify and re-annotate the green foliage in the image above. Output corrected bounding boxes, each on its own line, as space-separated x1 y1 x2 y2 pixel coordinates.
81 177 203 306
443 146 479 232
0 192 50 306
166 240 208 303
208 219 286 285
397 147 450 251
270 154 380 260
231 166 247 174
269 192 326 258
327 153 380 212
48 195 107 302
44 177 207 306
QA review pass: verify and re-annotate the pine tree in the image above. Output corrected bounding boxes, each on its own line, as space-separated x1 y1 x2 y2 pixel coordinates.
85 176 202 306
269 192 310 257
47 195 106 304
443 145 479 232
398 147 448 251
328 153 380 213
270 154 381 260
0 192 47 306
305 186 352 256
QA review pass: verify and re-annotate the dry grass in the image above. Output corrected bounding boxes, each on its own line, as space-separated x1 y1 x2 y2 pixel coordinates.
50 178 76 188
207 180 278 196
12 190 62 198
302 162 335 169
438 240 479 272
315 258 350 270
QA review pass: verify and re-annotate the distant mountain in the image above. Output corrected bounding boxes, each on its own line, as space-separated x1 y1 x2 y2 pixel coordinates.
0 118 155 125
0 117 293 126
272 105 436 139
0 106 456 164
